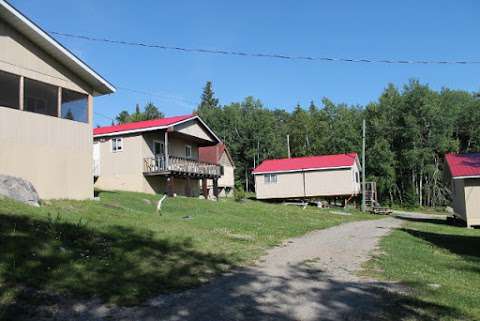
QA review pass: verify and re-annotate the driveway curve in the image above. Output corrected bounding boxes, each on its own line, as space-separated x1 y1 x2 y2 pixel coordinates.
109 217 403 321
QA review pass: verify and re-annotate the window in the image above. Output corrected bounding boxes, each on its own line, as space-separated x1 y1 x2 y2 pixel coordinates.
185 145 192 158
61 88 88 123
153 140 164 155
264 174 278 184
112 138 123 152
355 172 359 183
24 78 58 116
0 70 20 109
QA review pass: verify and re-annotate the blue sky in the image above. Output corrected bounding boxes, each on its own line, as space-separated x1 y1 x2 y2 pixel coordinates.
10 0 480 126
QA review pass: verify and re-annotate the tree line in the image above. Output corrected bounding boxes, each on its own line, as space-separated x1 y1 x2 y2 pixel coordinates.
196 80 480 207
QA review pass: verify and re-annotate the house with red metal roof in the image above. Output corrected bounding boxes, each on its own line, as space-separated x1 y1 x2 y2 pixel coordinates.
252 153 361 200
93 114 224 198
445 153 480 227
199 143 235 197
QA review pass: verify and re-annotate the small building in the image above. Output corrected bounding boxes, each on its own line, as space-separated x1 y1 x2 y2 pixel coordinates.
93 114 224 197
0 1 115 199
253 153 361 200
445 153 480 227
199 143 235 197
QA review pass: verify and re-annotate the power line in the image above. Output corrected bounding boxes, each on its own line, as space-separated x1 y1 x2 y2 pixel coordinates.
50 31 480 65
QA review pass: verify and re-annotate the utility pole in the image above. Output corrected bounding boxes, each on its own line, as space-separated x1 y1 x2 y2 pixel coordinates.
245 168 248 193
287 134 291 158
361 119 366 212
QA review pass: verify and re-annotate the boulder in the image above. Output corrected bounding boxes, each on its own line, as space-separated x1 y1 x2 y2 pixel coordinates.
0 175 40 206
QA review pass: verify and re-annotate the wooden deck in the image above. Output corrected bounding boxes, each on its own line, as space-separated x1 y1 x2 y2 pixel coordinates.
143 155 221 179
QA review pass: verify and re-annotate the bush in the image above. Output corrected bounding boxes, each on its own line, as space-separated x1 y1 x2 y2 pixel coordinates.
234 187 246 202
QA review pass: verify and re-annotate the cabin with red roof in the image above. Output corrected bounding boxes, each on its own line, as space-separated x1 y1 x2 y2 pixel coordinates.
252 153 361 200
93 114 223 197
199 143 235 197
445 153 480 227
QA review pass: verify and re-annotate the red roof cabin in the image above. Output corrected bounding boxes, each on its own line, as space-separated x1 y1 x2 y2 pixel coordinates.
252 153 361 200
445 153 480 227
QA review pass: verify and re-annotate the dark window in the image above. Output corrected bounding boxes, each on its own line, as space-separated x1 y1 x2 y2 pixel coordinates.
355 172 359 183
185 145 192 158
24 78 58 116
0 70 20 109
61 88 88 123
153 140 164 155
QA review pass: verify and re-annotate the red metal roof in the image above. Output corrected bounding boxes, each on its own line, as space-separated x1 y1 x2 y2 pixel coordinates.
252 153 358 174
445 153 480 178
199 144 225 164
93 114 195 136
199 143 235 166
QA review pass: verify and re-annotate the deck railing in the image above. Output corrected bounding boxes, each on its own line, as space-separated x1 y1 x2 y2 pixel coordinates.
144 155 221 177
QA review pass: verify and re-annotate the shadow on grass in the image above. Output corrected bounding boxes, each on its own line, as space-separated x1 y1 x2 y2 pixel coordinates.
394 215 450 226
107 262 463 321
401 228 480 260
0 213 232 320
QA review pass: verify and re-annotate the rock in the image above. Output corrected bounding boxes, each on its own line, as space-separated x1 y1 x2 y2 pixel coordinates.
0 175 40 206
142 198 151 205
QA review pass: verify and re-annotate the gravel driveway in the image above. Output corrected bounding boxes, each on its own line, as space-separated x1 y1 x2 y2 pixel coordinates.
38 217 406 321
106 217 403 321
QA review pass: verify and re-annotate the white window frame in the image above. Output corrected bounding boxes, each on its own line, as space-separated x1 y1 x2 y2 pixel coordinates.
264 174 278 184
153 140 165 156
185 145 192 159
111 137 123 153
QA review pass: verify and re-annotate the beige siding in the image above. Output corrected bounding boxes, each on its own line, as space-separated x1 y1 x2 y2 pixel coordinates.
94 135 145 193
451 179 467 222
0 20 91 94
174 120 215 143
0 108 93 199
255 165 361 200
143 132 200 160
464 179 480 226
255 172 305 199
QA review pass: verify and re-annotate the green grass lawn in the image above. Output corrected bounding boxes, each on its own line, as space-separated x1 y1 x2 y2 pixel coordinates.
366 217 480 321
0 191 373 316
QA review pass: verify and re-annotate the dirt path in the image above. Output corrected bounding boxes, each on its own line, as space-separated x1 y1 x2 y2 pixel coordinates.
40 217 405 321
104 217 402 321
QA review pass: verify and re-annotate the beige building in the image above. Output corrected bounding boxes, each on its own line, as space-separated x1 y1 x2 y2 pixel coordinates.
93 114 224 197
253 153 361 200
445 153 480 228
0 1 115 200
199 143 235 197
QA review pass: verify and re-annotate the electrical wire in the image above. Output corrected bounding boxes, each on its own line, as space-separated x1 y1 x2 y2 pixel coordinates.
50 31 480 65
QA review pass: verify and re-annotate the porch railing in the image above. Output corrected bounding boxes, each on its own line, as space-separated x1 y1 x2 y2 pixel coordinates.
144 155 221 177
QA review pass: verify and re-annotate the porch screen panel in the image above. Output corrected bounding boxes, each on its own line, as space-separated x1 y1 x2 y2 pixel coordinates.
61 88 88 123
24 78 58 116
0 70 20 109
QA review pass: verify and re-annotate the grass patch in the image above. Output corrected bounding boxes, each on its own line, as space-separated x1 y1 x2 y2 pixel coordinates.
0 191 374 317
365 217 480 321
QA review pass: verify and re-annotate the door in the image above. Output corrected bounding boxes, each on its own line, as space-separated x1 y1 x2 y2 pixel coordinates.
153 140 165 170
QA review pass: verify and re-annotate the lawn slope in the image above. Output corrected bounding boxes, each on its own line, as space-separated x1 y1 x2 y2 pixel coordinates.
367 217 480 321
1 191 372 317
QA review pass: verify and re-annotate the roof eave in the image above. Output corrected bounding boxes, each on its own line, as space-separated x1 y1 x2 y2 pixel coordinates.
253 165 353 175
0 0 115 95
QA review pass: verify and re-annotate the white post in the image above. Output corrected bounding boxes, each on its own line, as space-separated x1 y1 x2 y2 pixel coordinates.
164 130 169 169
287 134 291 158
361 119 366 212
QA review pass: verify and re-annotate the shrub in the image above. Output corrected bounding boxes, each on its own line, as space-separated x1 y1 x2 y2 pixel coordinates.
234 187 246 202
